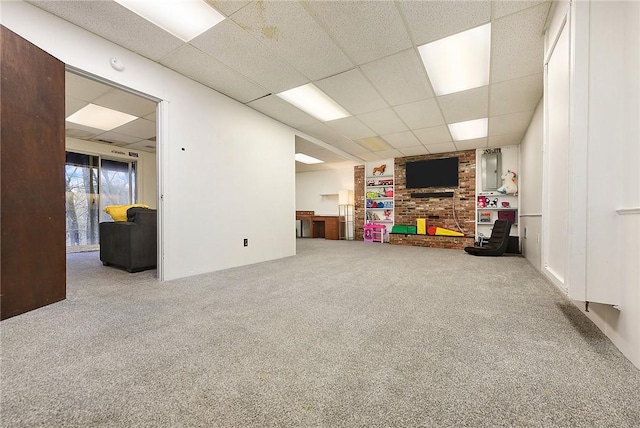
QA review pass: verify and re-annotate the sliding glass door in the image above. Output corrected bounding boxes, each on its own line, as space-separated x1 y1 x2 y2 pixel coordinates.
65 152 137 249
99 159 137 223
65 152 99 246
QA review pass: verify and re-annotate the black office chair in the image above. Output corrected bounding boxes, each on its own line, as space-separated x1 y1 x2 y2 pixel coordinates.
464 219 512 256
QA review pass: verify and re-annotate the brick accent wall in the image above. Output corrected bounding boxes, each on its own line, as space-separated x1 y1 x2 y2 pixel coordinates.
392 150 476 249
354 165 365 241
353 151 476 249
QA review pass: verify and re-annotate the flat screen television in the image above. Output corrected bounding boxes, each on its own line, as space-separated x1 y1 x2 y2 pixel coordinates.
405 157 459 188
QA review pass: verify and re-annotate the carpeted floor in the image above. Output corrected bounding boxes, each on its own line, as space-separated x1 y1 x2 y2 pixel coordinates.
1 239 639 427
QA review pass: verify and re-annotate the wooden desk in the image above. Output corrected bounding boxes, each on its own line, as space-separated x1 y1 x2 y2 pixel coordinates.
296 212 342 240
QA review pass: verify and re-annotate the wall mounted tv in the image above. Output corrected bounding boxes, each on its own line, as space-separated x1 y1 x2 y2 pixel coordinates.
405 157 459 188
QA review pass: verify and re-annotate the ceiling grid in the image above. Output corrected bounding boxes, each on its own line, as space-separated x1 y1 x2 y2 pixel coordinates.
42 0 552 171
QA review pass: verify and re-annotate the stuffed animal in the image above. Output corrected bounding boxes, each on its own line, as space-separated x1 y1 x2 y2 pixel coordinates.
477 196 487 208
372 164 386 176
497 170 518 195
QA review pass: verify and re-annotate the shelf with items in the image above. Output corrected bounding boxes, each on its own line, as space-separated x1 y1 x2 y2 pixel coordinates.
365 160 395 237
477 209 518 226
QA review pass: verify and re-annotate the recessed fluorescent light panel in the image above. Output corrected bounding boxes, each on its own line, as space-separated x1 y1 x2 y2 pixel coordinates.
448 118 488 141
277 84 351 122
295 153 324 164
418 23 491 96
113 0 225 42
66 104 138 131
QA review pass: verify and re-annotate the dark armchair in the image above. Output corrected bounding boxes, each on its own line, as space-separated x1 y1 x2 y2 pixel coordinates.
464 219 512 256
100 207 157 272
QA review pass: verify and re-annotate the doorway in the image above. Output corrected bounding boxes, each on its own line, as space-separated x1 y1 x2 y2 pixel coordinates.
64 69 160 271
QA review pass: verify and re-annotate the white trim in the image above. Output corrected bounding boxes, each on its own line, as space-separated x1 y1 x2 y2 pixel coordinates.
156 100 169 282
616 207 640 215
543 266 568 294
567 0 590 302
520 213 542 217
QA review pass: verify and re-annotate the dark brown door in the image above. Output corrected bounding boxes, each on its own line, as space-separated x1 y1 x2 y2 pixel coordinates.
1 25 66 320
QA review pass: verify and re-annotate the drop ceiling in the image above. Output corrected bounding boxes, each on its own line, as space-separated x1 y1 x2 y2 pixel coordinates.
43 0 552 172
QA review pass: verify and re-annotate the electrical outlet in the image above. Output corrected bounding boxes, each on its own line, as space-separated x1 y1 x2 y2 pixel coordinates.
243 238 248 247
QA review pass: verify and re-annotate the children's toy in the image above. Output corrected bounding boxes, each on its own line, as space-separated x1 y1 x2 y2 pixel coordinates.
372 164 387 175
383 210 392 221
478 212 492 223
427 226 464 237
488 198 498 208
497 170 518 195
477 196 487 208
364 222 387 242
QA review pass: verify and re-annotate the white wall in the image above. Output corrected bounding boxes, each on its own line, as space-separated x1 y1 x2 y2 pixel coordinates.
578 0 640 369
66 138 157 208
295 167 354 216
538 0 640 368
518 101 543 270
1 1 296 280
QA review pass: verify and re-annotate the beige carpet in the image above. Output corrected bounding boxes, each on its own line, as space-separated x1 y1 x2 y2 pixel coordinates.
1 239 638 427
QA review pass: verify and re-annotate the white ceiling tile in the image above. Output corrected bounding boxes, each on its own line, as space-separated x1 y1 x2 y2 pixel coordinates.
354 151 383 162
93 90 156 118
110 118 156 140
160 45 268 104
65 97 88 118
491 3 550 83
315 69 388 115
399 146 430 157
65 72 112 102
331 140 373 157
394 98 445 130
29 0 184 60
92 131 142 145
206 0 251 17
325 117 376 140
299 123 355 146
425 142 458 154
400 0 491 45
360 49 434 106
191 19 308 93
437 86 489 123
489 111 534 136
413 125 453 145
123 140 156 153
490 73 543 116
382 131 421 148
65 123 103 140
357 108 408 135
305 0 412 65
249 95 319 128
374 149 403 159
489 133 524 148
230 1 353 80
493 0 550 19
308 148 353 163
455 138 488 150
